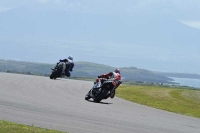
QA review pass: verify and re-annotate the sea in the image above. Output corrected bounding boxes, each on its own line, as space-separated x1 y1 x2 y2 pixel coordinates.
170 77 200 89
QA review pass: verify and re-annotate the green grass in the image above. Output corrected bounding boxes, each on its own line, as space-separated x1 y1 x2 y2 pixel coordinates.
0 120 67 133
116 85 200 118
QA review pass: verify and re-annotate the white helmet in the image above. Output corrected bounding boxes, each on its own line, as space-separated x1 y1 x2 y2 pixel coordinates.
68 55 73 61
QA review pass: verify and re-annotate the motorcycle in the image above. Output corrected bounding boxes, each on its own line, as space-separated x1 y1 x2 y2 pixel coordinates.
85 79 116 103
50 62 65 79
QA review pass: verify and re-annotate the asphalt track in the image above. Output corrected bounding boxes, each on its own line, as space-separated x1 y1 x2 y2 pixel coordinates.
0 72 200 133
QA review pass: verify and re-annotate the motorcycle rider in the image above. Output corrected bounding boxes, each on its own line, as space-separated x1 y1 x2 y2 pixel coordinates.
52 55 74 77
95 68 122 99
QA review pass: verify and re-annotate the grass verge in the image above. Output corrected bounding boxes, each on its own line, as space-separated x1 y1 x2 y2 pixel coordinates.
116 85 200 118
0 120 67 133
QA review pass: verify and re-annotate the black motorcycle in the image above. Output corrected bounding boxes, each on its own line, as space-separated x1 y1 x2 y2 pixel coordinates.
50 62 64 79
85 79 116 103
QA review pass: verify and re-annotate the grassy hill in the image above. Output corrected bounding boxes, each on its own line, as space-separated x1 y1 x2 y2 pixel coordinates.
0 59 172 83
0 59 51 76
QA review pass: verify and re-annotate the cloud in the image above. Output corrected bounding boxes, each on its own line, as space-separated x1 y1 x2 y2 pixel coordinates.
180 20 200 30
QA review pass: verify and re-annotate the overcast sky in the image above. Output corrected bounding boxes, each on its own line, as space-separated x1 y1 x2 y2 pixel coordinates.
0 0 200 74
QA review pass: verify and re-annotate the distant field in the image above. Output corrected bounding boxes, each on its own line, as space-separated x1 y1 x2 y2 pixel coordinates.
116 85 200 118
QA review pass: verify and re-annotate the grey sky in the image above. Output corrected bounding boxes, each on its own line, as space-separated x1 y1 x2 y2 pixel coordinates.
0 0 200 74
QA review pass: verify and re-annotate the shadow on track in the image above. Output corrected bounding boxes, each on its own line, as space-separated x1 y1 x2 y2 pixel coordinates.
52 78 68 81
86 99 113 104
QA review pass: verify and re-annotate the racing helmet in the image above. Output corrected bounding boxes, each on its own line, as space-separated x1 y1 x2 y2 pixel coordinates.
114 68 120 74
68 55 73 61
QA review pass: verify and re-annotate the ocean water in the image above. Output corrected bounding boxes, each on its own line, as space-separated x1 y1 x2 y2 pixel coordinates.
170 77 200 89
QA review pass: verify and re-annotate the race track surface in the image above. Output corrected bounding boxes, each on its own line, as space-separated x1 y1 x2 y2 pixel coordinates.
0 72 200 133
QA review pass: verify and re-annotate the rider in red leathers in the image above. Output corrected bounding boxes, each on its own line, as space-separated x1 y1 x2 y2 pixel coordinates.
95 69 122 99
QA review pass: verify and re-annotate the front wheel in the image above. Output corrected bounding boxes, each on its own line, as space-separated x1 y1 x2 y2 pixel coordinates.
50 72 57 79
93 88 109 103
85 95 91 100
50 69 61 79
85 90 91 100
50 74 54 79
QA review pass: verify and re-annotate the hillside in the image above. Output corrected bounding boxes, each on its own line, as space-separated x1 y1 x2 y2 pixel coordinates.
0 59 172 83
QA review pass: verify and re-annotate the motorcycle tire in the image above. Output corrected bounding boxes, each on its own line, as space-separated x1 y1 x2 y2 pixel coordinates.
85 95 91 100
50 74 54 79
93 88 109 103
85 90 91 100
50 71 59 79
